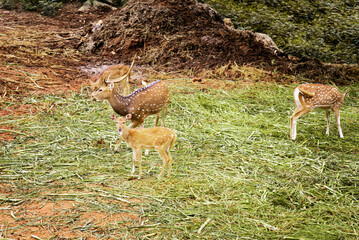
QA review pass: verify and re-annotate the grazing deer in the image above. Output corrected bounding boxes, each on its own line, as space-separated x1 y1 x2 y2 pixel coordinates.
111 114 176 179
290 83 348 140
91 68 170 151
90 55 136 95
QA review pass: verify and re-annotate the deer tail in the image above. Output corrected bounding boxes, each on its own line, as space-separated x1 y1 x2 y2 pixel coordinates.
168 133 176 152
293 88 302 109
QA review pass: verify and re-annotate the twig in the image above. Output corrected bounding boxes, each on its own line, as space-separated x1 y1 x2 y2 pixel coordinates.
31 235 43 240
24 75 44 89
0 76 26 85
0 128 29 136
81 219 93 231
143 233 158 238
94 189 132 204
10 211 18 220
98 194 132 204
190 187 200 200
127 224 160 229
250 219 279 231
45 192 132 204
197 218 212 234
10 67 41 77
0 198 22 202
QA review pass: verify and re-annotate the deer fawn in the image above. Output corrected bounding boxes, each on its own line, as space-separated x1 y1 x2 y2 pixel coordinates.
111 114 176 179
90 55 136 95
91 64 170 152
290 83 348 140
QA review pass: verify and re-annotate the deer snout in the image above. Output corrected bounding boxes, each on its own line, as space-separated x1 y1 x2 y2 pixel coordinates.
90 92 98 101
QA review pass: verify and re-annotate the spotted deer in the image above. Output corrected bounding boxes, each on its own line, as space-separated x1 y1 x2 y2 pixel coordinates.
90 55 136 95
111 114 176 179
290 83 348 140
91 68 170 151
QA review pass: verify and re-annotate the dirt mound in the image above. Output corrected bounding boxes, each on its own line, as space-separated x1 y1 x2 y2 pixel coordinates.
78 0 358 84
77 0 285 68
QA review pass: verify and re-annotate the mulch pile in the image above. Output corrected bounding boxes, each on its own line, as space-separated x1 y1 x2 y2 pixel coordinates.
77 0 358 84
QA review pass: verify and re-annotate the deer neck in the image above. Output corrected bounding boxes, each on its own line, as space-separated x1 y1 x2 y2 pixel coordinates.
108 90 131 116
120 124 132 143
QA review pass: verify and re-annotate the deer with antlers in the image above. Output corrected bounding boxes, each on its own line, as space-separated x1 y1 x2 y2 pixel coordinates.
290 83 348 140
90 57 170 152
90 55 136 95
111 114 176 179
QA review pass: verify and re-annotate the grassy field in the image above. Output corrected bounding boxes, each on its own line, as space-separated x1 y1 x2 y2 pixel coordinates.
1 77 358 239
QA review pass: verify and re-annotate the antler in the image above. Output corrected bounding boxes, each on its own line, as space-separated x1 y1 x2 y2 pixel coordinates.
105 54 136 85
90 54 137 90
89 70 111 90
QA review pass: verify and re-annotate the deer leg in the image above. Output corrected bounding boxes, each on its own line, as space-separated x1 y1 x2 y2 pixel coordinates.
161 106 168 127
156 146 169 178
155 107 167 127
131 150 136 174
134 148 142 179
114 136 123 153
166 148 173 178
140 121 149 156
155 113 160 127
334 109 344 138
325 111 331 136
166 136 176 177
141 121 149 156
290 109 299 140
290 107 311 140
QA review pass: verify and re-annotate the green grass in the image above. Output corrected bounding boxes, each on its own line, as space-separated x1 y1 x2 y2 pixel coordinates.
1 81 358 239
205 0 359 64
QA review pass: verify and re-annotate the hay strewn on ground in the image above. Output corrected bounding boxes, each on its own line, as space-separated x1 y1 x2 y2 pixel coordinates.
1 80 358 239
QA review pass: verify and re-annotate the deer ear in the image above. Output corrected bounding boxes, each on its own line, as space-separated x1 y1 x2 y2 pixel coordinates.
344 92 349 98
105 75 114 89
108 82 114 90
125 114 132 120
110 114 117 121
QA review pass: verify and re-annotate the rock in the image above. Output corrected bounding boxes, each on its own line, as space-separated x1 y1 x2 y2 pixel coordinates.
254 32 282 55
78 0 117 12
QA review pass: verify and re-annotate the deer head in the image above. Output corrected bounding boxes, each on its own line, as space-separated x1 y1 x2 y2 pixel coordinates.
111 113 132 134
91 76 114 101
90 54 136 93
